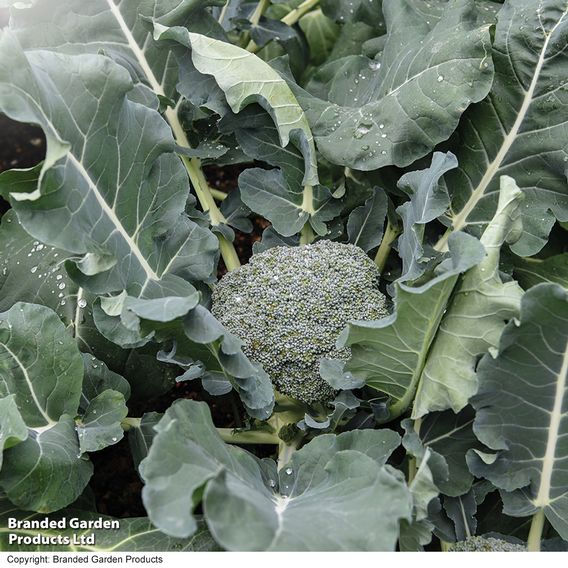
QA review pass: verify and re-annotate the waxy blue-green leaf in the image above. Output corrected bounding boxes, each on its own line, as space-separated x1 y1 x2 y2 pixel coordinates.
0 303 92 511
403 407 484 498
77 389 128 454
141 399 412 550
413 176 524 418
0 211 178 401
0 396 28 471
514 253 568 290
182 306 274 419
399 450 438 551
287 0 494 170
397 152 457 282
298 9 340 66
469 283 568 540
0 416 93 513
7 0 226 106
320 0 384 24
346 187 387 253
338 232 485 420
0 303 83 428
128 412 162 472
80 354 131 411
153 25 318 187
0 36 217 299
0 494 220 551
443 0 568 256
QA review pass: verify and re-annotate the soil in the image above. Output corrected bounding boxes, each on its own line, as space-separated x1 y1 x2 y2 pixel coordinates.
0 114 267 518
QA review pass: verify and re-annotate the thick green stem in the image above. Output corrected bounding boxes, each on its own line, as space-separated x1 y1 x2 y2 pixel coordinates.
300 223 314 245
407 418 422 483
282 0 320 25
217 428 280 445
299 185 315 244
527 509 545 551
246 0 321 53
374 219 399 273
278 439 298 471
211 188 228 201
244 0 270 51
217 0 230 25
121 417 142 431
164 106 241 271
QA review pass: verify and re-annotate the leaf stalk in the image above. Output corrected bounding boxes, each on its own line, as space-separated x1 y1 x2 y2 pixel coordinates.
374 219 400 273
527 509 545 551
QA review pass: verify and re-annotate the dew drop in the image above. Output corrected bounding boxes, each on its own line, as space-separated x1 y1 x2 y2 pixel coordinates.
354 124 371 138
56 274 63 280
368 60 381 71
437 75 444 82
78 298 87 309
58 282 66 290
30 266 38 274
285 467 293 475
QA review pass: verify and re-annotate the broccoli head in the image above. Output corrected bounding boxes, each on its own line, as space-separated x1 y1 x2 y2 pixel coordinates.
211 240 389 404
448 536 526 552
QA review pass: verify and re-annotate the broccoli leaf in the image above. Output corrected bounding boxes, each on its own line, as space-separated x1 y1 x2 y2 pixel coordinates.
514 253 568 290
413 176 524 418
443 0 568 256
396 151 458 282
338 232 485 420
0 303 92 511
153 25 318 187
469 283 568 540
141 399 412 550
284 0 494 170
7 0 226 107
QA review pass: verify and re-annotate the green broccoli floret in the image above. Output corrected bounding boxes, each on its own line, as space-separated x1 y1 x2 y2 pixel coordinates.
448 536 526 552
211 240 389 404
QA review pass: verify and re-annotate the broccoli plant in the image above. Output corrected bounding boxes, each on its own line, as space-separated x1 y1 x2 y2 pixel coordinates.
0 0 567 554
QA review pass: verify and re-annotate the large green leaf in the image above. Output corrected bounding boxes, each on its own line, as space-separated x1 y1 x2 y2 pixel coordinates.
514 253 568 290
469 283 568 539
338 232 485 420
0 35 274 415
403 407 485 498
154 25 318 187
0 210 180 400
443 0 568 255
141 399 412 550
0 303 83 428
412 176 524 418
399 450 438 551
7 0 225 106
396 152 457 281
0 396 28 471
0 494 220 551
0 303 92 511
286 0 494 170
0 35 217 298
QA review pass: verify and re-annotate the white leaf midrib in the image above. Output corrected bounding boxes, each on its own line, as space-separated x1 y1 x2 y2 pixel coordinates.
0 340 55 427
105 0 166 97
534 338 568 507
451 6 568 233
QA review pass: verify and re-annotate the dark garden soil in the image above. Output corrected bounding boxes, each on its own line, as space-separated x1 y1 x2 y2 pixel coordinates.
0 113 269 518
